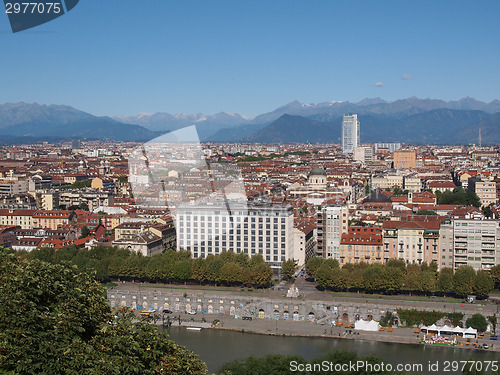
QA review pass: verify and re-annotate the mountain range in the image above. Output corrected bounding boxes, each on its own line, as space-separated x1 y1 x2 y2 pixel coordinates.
0 98 499 145
0 103 163 144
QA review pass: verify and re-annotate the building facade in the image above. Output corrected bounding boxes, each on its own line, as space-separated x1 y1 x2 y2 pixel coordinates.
339 226 384 265
316 205 349 259
468 178 497 207
176 204 294 270
342 114 360 154
452 219 499 270
393 150 417 170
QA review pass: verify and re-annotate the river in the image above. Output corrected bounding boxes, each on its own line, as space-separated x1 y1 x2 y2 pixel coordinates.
163 326 499 374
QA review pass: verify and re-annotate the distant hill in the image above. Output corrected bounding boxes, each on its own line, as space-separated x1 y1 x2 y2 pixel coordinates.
245 114 339 143
455 112 500 145
0 103 164 143
2 98 500 145
231 109 499 145
114 97 500 141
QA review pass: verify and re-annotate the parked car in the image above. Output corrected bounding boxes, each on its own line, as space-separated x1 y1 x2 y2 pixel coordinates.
163 309 173 314
482 344 489 349
490 335 498 340
242 316 252 320
187 310 197 315
139 310 152 316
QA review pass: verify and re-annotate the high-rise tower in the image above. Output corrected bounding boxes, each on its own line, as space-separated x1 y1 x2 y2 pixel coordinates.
342 114 360 153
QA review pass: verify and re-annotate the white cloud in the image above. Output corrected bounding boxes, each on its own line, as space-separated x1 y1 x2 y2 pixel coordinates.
401 74 412 80
373 81 384 87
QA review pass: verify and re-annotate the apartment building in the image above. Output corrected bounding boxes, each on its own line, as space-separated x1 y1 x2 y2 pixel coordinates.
115 222 151 241
383 218 440 265
468 178 497 207
452 219 499 270
371 174 404 190
32 210 75 230
339 227 384 265
0 209 35 229
316 205 349 259
393 150 417 170
438 222 454 269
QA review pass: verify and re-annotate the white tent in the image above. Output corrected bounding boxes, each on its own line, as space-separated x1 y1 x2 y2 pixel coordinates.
427 324 438 332
464 327 477 338
354 319 380 331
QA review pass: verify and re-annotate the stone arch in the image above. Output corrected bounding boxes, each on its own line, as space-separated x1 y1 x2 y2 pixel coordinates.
355 314 360 321
293 311 299 321
208 305 214 314
308 312 315 321
367 314 373 321
121 300 126 307
185 303 191 313
283 310 290 320
342 313 349 322
230 306 236 315
259 309 265 319
273 310 279 320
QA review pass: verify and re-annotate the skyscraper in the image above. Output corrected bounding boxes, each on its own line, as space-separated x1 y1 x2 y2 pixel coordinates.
342 114 360 153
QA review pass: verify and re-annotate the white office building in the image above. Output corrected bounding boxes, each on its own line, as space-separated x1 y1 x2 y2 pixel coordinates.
342 114 360 154
176 203 294 270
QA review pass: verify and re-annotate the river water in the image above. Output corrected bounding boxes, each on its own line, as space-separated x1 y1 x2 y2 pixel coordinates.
163 326 499 374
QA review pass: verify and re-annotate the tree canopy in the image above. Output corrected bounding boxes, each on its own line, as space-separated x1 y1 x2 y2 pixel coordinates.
0 248 208 374
304 258 495 298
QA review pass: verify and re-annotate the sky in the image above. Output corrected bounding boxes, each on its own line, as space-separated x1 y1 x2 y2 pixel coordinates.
0 0 499 117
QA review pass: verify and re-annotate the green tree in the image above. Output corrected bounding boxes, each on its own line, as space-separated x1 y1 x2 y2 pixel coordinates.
305 257 323 279
0 249 207 374
382 266 403 293
281 259 296 280
474 271 494 299
219 354 306 375
437 267 454 293
465 190 481 208
418 271 436 292
80 225 92 238
310 350 395 375
79 202 90 211
249 263 273 286
403 264 421 292
453 266 476 297
487 315 497 333
466 313 488 332
315 263 334 289
363 265 385 293
490 264 500 289
219 262 243 285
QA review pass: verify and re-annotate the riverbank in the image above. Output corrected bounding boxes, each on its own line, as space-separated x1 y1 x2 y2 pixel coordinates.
159 313 499 353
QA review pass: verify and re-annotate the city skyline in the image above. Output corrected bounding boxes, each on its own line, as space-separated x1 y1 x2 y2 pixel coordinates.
1 1 499 116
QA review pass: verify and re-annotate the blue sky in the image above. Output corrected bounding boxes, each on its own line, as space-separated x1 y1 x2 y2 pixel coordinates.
1 0 499 116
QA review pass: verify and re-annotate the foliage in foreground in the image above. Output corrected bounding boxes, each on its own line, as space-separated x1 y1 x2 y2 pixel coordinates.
219 350 412 375
0 249 208 375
